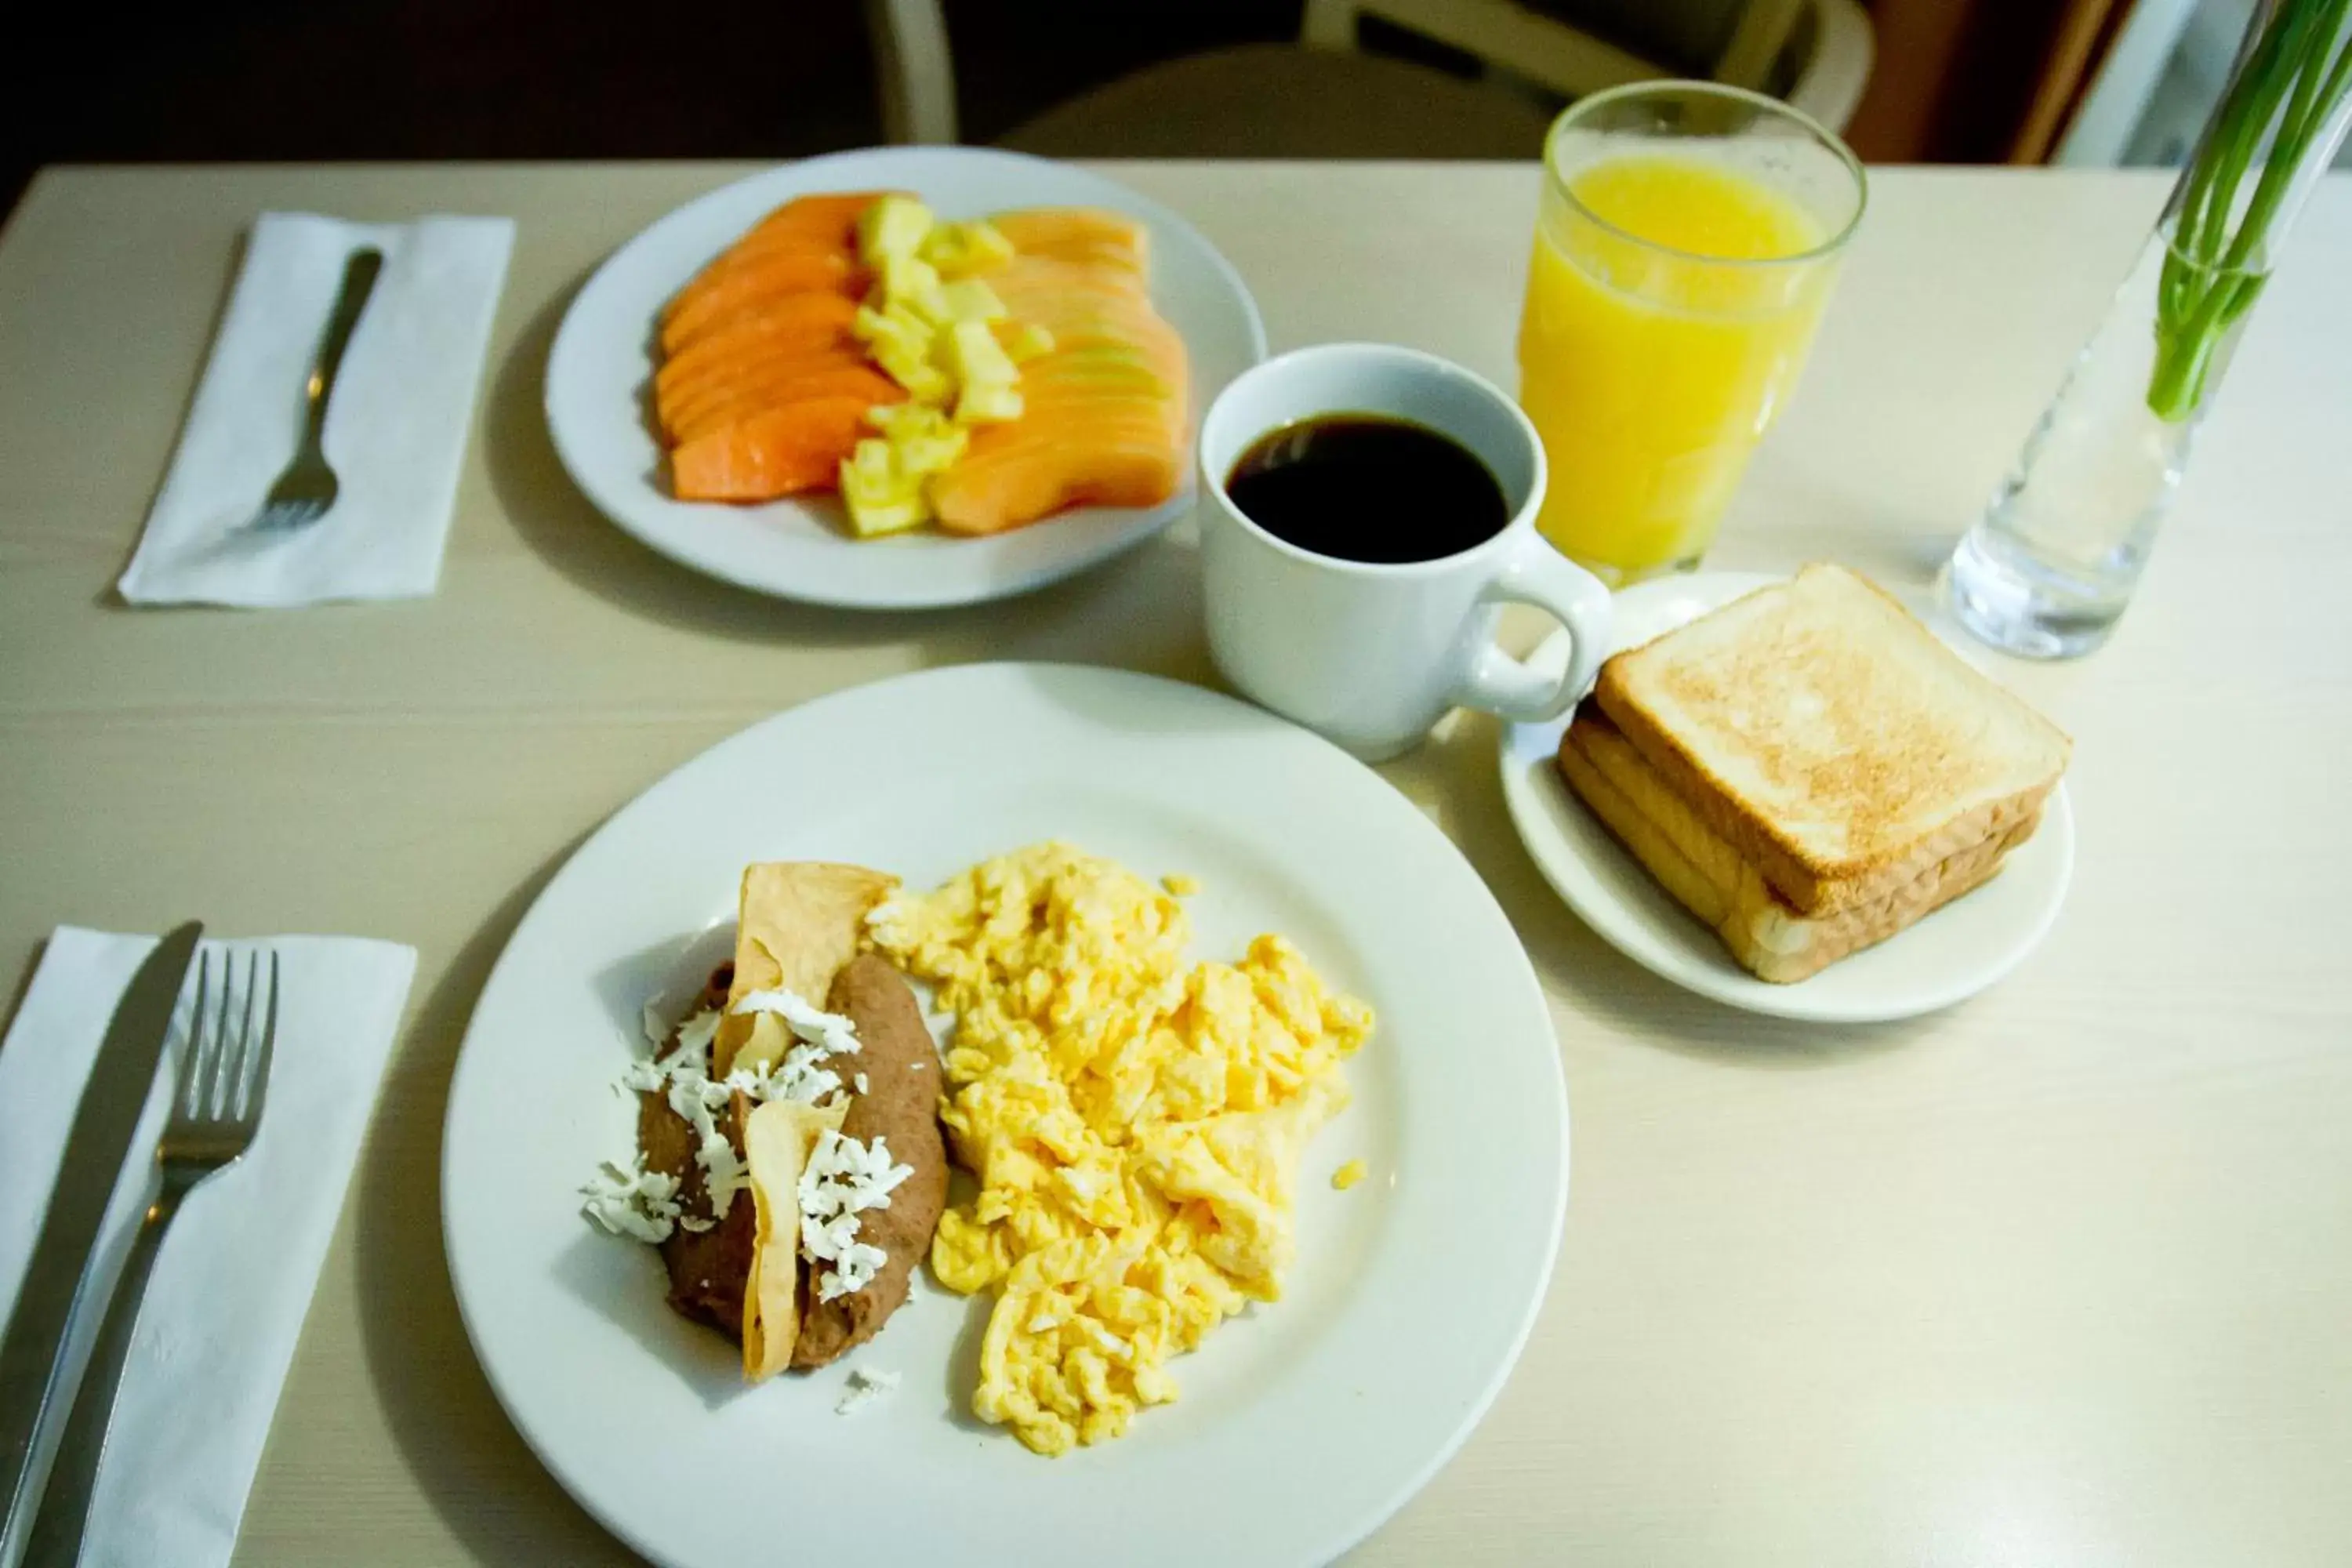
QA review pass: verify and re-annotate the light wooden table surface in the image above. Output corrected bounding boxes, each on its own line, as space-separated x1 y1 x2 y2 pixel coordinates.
3 161 2349 1567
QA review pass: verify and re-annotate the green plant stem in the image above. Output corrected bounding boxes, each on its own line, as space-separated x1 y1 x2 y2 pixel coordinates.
2225 5 2339 266
2149 0 2352 421
2156 9 2288 336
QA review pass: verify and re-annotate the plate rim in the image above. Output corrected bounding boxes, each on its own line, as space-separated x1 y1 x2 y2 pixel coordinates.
543 147 1269 612
441 661 1570 1567
1497 572 2077 1023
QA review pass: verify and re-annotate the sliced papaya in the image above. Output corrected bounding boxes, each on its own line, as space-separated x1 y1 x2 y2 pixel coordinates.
931 441 1181 534
668 365 907 447
656 344 875 439
654 293 863 402
989 209 1149 270
662 191 897 321
670 395 877 503
731 191 895 251
662 259 863 356
990 264 1152 310
667 241 862 323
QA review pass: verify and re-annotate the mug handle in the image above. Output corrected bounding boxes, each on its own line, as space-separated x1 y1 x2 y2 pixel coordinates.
1454 532 1614 724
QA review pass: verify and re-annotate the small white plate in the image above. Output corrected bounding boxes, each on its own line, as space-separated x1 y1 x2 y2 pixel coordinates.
1497 572 2074 1022
544 147 1266 610
445 662 1567 1568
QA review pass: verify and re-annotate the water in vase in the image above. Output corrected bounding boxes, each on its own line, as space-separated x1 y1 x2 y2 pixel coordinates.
1948 234 2245 659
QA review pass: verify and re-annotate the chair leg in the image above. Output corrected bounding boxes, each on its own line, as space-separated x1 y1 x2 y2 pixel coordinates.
1715 0 1808 91
1783 0 1874 133
1301 0 1363 51
865 0 960 144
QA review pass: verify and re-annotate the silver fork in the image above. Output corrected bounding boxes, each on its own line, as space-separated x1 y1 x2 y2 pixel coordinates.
247 247 383 535
20 949 279 1568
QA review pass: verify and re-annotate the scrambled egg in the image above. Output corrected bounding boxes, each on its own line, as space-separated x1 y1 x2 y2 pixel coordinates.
866 842 1372 1456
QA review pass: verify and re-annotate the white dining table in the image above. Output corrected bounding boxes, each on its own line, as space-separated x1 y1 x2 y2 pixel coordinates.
2 159 2348 1567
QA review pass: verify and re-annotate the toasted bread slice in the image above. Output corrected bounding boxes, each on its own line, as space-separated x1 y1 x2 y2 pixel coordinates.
1559 711 2040 982
1591 564 2070 916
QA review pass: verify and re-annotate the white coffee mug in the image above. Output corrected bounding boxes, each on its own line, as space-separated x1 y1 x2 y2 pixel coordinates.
1199 343 1613 761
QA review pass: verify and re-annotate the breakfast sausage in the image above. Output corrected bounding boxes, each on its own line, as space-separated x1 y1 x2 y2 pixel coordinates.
791 954 949 1368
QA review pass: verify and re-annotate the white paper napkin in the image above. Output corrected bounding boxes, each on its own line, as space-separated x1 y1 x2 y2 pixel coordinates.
117 211 514 608
0 928 417 1568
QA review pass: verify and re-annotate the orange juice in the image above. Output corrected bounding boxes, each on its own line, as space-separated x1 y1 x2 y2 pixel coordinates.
1519 151 1842 581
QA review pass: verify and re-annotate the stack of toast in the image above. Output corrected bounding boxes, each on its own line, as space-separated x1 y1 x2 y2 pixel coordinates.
1557 564 2071 983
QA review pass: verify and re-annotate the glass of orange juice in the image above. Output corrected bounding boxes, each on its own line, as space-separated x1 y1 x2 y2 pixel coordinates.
1518 82 1865 583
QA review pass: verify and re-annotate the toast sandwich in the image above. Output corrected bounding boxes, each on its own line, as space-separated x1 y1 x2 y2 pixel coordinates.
1559 563 2071 982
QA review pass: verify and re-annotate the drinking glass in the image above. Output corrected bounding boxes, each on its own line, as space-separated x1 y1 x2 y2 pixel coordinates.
1517 81 1866 584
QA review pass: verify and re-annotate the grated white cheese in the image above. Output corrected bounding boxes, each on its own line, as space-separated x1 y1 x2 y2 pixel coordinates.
588 995 866 1240
580 1156 681 1243
834 1365 901 1416
731 989 860 1056
730 989 862 1105
854 1072 869 1095
766 1043 845 1107
798 1129 914 1301
657 1033 753 1222
697 1128 750 1215
676 1007 723 1060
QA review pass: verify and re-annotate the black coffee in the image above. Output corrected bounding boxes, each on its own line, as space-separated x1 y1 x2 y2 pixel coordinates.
1225 414 1509 565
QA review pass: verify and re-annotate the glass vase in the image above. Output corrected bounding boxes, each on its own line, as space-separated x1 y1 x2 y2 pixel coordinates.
1947 0 2352 659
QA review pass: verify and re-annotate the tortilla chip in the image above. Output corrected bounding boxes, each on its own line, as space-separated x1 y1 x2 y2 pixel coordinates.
740 1097 848 1381
717 862 897 1077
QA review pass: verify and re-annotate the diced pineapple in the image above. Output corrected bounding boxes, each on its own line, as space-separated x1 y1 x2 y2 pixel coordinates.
874 337 951 403
954 381 1024 426
842 435 894 487
858 302 949 401
862 404 969 474
899 423 969 475
844 492 930 537
946 319 1019 390
1000 320 1056 362
856 195 935 267
937 280 1006 324
855 303 926 359
840 437 931 537
869 401 946 439
907 366 956 405
920 219 1014 278
877 252 941 302
845 199 1033 477
907 278 1005 331
899 285 948 328
866 402 935 438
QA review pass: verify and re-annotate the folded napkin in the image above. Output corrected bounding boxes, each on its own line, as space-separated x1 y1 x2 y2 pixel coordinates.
118 212 514 608
0 928 416 1568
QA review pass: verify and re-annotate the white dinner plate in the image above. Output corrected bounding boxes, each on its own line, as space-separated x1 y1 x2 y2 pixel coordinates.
544 147 1266 610
445 662 1568 1568
1498 572 2074 1022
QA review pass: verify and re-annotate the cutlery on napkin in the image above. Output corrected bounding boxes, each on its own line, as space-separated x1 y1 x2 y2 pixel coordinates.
0 924 200 1556
0 929 416 1568
117 211 514 608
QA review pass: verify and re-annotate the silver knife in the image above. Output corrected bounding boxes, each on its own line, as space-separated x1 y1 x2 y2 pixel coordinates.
0 922 202 1548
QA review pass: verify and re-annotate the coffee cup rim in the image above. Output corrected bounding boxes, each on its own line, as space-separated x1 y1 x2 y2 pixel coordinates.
1199 342 1548 579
